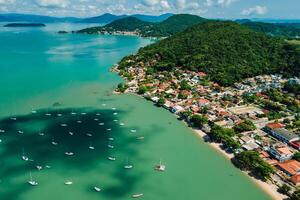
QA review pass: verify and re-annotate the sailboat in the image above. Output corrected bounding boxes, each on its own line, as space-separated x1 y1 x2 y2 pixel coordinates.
94 186 101 192
65 152 74 156
86 133 93 137
107 156 116 161
98 122 104 126
10 117 17 121
96 113 101 116
31 110 37 114
130 129 137 133
64 181 73 185
18 130 24 134
68 131 74 136
60 123 68 127
107 141 114 149
28 172 38 186
21 149 29 161
155 159 166 172
124 157 133 169
89 144 95 150
51 138 58 146
132 193 143 198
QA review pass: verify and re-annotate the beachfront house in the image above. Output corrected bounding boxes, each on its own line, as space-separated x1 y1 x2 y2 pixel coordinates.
264 123 299 144
277 160 300 176
269 145 294 162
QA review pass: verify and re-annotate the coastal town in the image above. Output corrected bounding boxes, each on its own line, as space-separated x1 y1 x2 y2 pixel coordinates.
113 64 300 199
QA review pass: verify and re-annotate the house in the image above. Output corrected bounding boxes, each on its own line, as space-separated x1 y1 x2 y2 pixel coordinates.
171 105 184 114
269 145 294 162
277 160 300 176
240 135 259 151
265 123 299 144
291 174 300 185
290 140 300 150
198 98 210 107
151 97 159 103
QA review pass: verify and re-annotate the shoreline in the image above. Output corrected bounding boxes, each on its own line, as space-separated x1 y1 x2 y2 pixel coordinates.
192 128 287 200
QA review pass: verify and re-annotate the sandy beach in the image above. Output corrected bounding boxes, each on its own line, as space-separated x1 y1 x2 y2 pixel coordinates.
193 128 287 200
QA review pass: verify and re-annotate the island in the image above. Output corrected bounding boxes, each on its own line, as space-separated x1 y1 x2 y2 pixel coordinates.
4 23 46 27
58 30 68 34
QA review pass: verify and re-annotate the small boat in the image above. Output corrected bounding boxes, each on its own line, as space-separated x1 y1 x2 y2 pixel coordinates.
45 165 51 169
10 117 17 121
31 110 37 114
102 104 106 106
107 156 116 161
112 107 116 110
81 112 87 115
96 113 101 116
107 128 112 131
107 144 114 149
18 130 24 134
130 129 137 133
94 186 101 192
98 123 104 126
89 145 95 150
120 123 125 126
45 113 51 116
51 139 58 146
68 132 74 136
36 165 43 171
64 181 73 185
28 172 38 186
65 152 74 156
124 158 133 169
60 124 67 127
39 132 45 136
155 160 166 172
22 149 29 161
76 120 82 124
57 113 62 117
113 119 118 122
0 129 5 133
132 193 143 198
136 137 145 140
113 112 118 115
71 112 77 115
108 137 114 141
86 133 93 137
0 139 2 143
94 118 99 121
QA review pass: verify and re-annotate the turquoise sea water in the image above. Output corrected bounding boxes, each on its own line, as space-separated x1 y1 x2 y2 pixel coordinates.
0 23 272 200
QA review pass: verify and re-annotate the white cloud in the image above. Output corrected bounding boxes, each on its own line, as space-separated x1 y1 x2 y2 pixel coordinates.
173 0 186 9
35 0 70 8
141 0 160 6
160 1 171 9
0 0 15 4
206 0 237 7
242 5 268 16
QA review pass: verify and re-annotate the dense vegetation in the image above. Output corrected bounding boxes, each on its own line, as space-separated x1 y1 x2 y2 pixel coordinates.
77 14 207 37
119 21 300 86
242 22 300 39
234 151 274 180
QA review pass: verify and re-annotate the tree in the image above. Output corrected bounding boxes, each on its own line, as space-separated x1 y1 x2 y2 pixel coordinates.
209 125 235 142
233 120 256 133
291 189 300 200
138 86 149 94
180 80 191 90
190 115 208 128
278 184 291 195
293 152 300 162
156 98 166 107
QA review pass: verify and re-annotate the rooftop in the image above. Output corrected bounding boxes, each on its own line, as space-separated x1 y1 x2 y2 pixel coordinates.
277 160 300 176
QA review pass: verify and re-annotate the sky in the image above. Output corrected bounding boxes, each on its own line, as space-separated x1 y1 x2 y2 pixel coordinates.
0 0 299 19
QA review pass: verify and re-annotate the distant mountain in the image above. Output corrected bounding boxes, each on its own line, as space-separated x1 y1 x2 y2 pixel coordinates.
132 13 173 23
4 23 46 27
118 21 300 86
78 13 126 24
79 13 173 24
77 14 207 37
243 21 300 38
0 13 80 23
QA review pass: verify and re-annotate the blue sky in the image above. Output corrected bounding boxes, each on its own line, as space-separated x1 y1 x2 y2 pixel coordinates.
0 0 299 19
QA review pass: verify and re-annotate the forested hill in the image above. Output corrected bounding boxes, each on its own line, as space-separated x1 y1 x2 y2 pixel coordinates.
242 21 300 38
118 21 300 86
77 14 207 37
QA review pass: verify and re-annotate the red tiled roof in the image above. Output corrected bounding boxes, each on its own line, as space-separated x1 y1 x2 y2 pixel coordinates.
266 123 284 129
277 160 300 176
198 98 210 104
291 174 300 185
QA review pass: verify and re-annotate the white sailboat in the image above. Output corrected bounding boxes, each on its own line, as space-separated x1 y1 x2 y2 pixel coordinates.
28 172 38 186
155 159 166 172
132 193 143 198
107 156 116 161
68 131 74 136
124 157 133 169
51 138 58 146
130 129 137 133
89 144 95 150
21 149 29 161
64 181 73 185
94 186 101 192
65 152 74 156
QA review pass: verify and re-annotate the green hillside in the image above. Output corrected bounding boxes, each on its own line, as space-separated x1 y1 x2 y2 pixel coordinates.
118 21 300 86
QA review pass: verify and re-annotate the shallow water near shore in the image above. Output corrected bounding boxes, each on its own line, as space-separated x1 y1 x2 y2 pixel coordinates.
0 23 272 200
